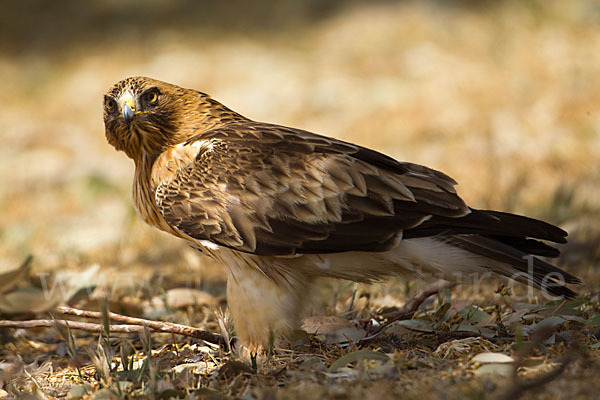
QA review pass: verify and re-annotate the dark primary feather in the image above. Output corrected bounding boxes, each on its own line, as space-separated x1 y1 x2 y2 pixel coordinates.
400 207 580 296
403 209 567 243
443 235 579 298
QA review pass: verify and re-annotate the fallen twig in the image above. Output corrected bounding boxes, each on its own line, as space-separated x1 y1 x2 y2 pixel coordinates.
56 306 225 345
0 319 150 334
0 306 226 347
380 280 458 322
360 280 457 342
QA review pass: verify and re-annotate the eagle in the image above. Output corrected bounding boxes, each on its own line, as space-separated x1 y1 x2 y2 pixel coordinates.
103 77 580 350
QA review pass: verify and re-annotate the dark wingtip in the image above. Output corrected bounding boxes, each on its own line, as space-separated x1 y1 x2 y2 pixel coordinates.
543 282 578 299
555 226 569 243
480 210 569 244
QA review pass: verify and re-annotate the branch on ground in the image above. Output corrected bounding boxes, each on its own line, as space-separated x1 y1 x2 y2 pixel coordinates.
380 280 457 323
0 306 226 347
360 280 457 342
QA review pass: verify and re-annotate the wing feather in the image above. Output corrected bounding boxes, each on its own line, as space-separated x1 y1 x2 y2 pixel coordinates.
155 122 466 255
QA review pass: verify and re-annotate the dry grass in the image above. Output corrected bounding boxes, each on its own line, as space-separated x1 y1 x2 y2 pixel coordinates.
1 0 599 398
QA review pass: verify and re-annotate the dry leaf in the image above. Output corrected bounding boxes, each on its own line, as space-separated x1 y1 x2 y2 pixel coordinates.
329 349 390 372
301 315 352 334
217 360 253 380
472 352 514 363
0 256 32 294
143 288 216 312
324 327 367 345
474 363 514 377
0 265 100 314
0 287 63 314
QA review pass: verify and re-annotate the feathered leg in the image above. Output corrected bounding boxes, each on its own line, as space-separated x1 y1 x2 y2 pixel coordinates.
225 261 310 351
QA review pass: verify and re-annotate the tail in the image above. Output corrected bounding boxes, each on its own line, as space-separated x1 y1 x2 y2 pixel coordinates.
401 209 581 299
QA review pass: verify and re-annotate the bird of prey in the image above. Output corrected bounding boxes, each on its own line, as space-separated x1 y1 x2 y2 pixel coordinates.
103 77 580 350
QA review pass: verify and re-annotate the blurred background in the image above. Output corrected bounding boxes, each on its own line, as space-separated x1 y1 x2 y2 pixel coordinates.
1 0 599 300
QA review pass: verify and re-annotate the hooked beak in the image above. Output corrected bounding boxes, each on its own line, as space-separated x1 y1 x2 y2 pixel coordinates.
120 92 135 123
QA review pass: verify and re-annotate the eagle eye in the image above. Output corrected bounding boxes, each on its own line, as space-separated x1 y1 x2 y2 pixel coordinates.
105 97 117 113
142 89 160 106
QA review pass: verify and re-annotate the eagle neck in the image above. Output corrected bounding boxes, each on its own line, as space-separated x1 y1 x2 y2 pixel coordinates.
132 152 163 229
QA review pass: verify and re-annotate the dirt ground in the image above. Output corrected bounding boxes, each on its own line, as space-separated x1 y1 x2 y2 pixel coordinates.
1 1 599 399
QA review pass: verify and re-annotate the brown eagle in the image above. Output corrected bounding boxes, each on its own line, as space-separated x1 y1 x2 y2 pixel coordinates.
103 77 580 350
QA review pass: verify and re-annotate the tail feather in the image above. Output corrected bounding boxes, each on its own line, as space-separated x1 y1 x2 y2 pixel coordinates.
444 235 580 298
402 208 580 299
487 236 560 258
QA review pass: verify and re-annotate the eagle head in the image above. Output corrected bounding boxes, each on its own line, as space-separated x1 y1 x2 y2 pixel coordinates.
103 76 186 160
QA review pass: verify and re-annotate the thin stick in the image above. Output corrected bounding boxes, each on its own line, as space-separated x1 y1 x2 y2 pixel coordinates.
0 319 149 334
380 280 457 322
55 306 224 346
0 307 226 346
360 280 457 342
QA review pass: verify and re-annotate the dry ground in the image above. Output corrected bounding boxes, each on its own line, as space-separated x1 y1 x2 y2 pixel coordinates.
1 1 599 399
